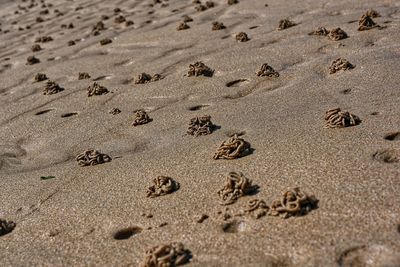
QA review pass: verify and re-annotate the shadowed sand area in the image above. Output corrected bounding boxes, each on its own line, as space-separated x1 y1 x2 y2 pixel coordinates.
0 0 399 266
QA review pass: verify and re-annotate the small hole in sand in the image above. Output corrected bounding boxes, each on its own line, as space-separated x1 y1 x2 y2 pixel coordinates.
61 112 78 118
370 112 379 116
113 227 142 240
249 25 259 29
384 132 400 141
35 109 53 115
188 104 209 111
221 220 245 233
340 88 352 94
226 79 249 87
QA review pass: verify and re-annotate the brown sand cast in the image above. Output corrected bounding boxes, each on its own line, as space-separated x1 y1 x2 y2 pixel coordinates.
217 171 257 205
187 115 215 136
76 149 112 166
139 242 191 267
1 0 399 266
146 176 180 198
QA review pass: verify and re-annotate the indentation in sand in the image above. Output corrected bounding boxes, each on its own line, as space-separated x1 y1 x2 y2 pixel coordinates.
113 226 142 240
35 109 54 115
188 104 210 111
221 220 246 233
226 79 249 87
61 112 78 118
337 244 400 267
384 132 400 141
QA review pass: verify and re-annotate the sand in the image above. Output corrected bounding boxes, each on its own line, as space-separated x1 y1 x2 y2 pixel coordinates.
0 0 400 266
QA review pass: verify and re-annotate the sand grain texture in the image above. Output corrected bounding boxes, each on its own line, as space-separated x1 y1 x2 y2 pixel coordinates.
0 0 399 266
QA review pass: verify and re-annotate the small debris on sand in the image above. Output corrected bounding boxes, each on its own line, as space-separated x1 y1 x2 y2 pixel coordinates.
324 108 361 128
0 219 16 236
31 44 42 52
218 172 257 205
236 32 249 42
146 176 180 198
195 214 209 223
358 14 379 31
87 82 109 96
78 72 91 80
34 73 47 82
100 38 112 45
132 109 152 126
329 58 354 74
187 115 215 136
76 149 112 166
256 63 279 77
109 108 121 115
177 22 190 30
139 242 191 267
327 28 348 41
308 27 330 36
35 36 53 43
43 81 64 95
182 15 193 22
277 19 296 30
213 134 251 160
26 55 40 65
268 187 318 218
212 21 226 30
188 61 213 77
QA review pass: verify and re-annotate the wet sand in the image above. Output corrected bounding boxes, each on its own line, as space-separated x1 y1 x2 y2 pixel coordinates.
0 0 399 266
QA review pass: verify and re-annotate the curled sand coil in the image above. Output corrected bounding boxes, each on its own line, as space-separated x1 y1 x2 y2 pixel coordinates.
187 115 214 136
358 14 379 31
236 32 249 42
277 19 296 30
212 21 226 30
140 242 191 267
329 58 354 74
43 81 63 95
308 27 330 36
324 108 361 128
327 28 348 41
76 149 112 167
188 62 213 77
0 219 16 236
182 15 193 22
218 172 257 205
177 22 190 31
87 82 109 96
109 108 121 115
256 63 279 77
132 109 152 126
114 15 126 24
268 187 318 218
34 73 47 82
26 55 40 65
35 36 53 43
78 72 91 80
146 176 180 198
243 199 269 218
31 44 41 52
213 134 251 160
100 38 112 45
134 73 162 84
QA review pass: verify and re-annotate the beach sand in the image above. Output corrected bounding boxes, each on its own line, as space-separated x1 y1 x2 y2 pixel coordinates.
0 0 399 266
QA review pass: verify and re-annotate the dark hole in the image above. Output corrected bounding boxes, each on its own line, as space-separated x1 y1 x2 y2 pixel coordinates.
249 25 259 29
61 112 78 118
113 227 142 240
35 109 53 115
221 220 243 233
340 88 352 94
384 132 400 141
370 111 379 116
188 104 209 111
